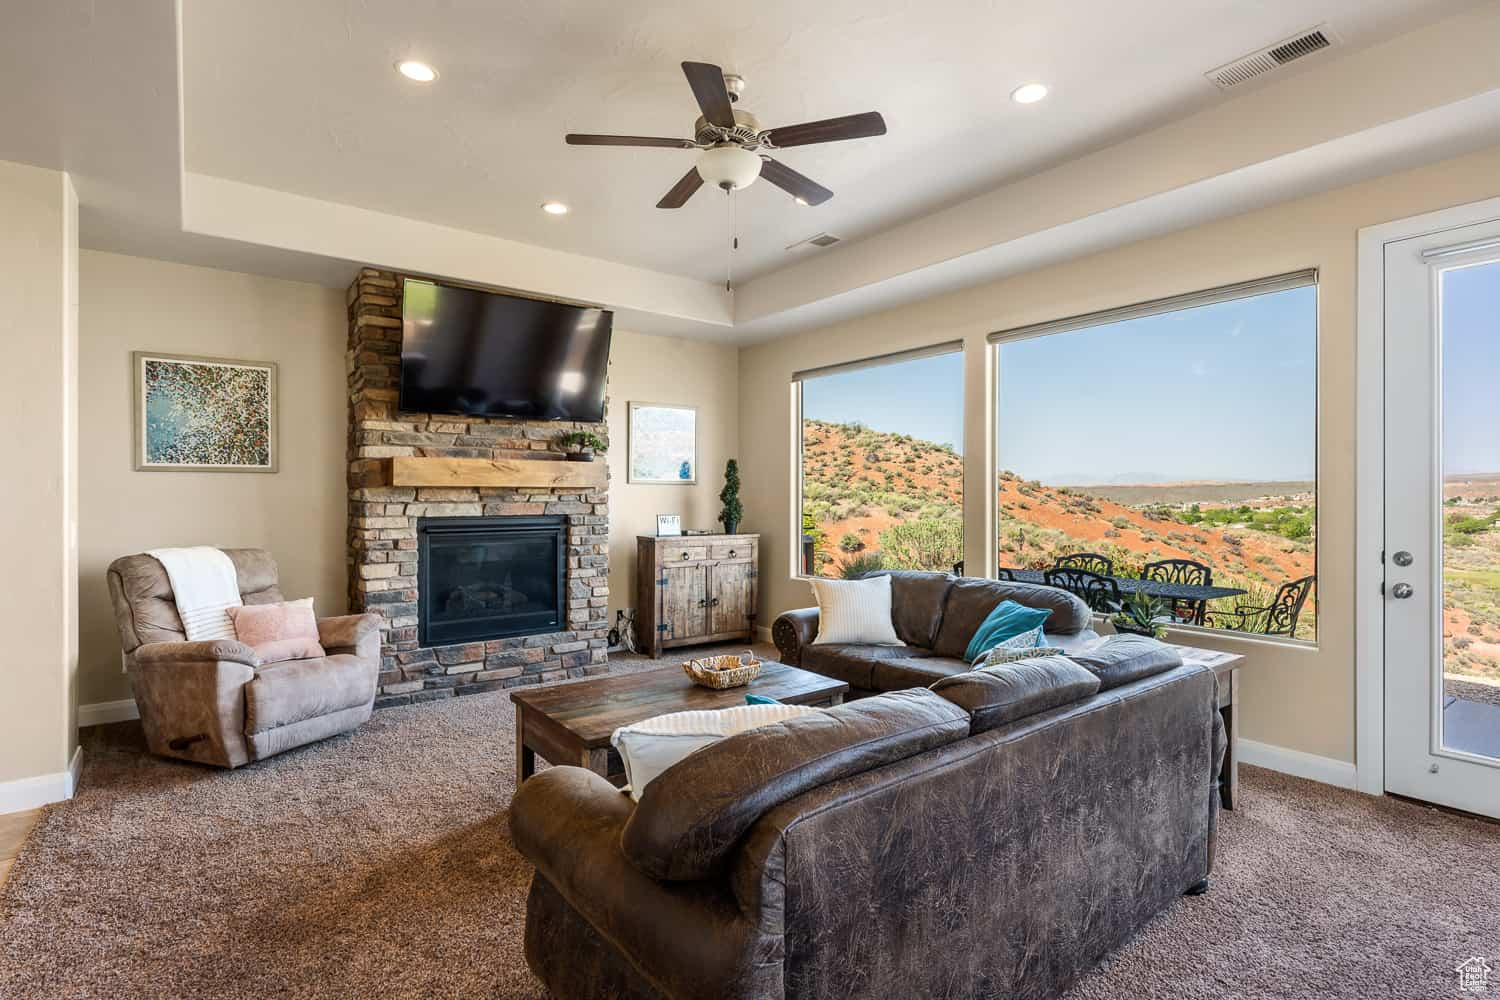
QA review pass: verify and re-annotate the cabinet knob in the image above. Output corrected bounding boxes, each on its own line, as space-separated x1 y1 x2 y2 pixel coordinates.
681 551 691 560
727 549 737 557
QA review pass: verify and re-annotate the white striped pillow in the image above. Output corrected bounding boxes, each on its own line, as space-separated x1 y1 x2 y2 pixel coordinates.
809 575 902 646
611 703 820 800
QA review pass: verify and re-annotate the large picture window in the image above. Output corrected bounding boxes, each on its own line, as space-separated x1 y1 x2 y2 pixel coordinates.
796 344 964 578
991 272 1318 640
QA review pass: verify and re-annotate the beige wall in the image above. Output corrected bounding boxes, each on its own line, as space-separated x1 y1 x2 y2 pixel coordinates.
76 258 740 705
0 160 78 786
738 142 1500 767
604 331 741 627
78 252 348 706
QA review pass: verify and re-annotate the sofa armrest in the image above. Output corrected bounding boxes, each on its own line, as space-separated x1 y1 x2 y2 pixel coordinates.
512 767 763 997
134 638 259 668
317 613 382 657
772 608 820 666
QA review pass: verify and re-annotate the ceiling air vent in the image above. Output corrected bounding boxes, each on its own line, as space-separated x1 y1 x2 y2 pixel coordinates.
786 232 843 251
1207 26 1336 91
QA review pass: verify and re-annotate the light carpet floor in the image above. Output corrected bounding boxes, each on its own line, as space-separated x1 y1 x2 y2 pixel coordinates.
2 644 1497 999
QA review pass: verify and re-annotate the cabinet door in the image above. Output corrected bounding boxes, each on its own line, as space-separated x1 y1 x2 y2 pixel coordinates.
709 561 755 635
660 564 707 640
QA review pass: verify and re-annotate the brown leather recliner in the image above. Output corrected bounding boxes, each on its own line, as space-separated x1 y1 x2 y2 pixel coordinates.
106 548 381 768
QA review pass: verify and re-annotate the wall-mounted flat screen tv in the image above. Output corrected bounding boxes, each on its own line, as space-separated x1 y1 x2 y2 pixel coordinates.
398 278 612 422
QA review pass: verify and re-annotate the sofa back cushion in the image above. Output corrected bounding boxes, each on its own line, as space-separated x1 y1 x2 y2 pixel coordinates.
931 578 1093 659
107 549 284 653
621 688 969 881
930 657 1101 734
868 570 956 647
1068 634 1183 690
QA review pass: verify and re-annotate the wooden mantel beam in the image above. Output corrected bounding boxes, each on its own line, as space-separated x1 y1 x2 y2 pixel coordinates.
363 456 606 490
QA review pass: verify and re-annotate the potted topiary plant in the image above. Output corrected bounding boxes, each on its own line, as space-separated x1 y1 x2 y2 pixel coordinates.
557 430 606 462
1109 590 1173 639
719 458 743 534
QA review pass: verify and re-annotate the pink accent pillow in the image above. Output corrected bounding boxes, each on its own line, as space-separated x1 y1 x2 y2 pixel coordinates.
227 598 325 665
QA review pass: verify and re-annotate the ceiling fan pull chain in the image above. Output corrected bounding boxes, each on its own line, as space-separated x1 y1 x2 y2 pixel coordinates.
725 187 736 293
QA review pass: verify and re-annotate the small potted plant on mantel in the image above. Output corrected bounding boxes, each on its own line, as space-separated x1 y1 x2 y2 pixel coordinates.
1108 590 1173 639
556 430 606 462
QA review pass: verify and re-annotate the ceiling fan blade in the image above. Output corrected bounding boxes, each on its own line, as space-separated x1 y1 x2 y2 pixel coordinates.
657 167 704 209
759 157 833 206
681 61 736 129
566 134 697 149
762 111 887 148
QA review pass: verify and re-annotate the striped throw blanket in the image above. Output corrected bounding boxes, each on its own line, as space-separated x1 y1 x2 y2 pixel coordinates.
147 546 243 641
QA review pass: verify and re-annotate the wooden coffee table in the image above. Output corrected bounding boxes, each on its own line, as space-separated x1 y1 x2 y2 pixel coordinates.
509 660 849 785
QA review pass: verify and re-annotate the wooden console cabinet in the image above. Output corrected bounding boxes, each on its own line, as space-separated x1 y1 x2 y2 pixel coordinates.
635 534 759 658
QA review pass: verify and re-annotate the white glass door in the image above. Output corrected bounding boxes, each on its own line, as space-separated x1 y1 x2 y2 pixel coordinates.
1384 219 1500 818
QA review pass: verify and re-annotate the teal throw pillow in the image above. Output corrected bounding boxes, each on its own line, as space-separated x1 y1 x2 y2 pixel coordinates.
745 693 781 706
964 601 1053 663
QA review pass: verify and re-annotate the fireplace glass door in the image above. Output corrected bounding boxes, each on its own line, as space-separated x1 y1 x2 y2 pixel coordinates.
417 516 566 646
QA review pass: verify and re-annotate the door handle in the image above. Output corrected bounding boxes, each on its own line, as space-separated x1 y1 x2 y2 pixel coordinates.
1391 582 1414 599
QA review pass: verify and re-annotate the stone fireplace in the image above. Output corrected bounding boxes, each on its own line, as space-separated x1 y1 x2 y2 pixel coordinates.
345 268 609 708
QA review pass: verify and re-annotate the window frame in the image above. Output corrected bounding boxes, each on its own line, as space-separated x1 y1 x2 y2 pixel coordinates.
791 340 965 581
988 270 1320 647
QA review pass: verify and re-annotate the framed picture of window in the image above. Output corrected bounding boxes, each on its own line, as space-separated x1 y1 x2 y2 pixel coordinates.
628 402 697 484
132 351 278 472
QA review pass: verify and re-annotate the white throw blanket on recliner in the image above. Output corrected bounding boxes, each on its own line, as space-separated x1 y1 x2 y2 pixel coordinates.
147 546 243 641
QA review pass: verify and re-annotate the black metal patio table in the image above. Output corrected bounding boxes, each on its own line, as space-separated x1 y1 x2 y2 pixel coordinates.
1001 568 1246 604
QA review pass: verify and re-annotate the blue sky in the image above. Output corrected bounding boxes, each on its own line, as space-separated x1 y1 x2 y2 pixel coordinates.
802 285 1319 485
1443 259 1500 476
802 351 965 451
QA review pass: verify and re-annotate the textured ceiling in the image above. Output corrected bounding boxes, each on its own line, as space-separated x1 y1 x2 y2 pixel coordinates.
183 0 1475 285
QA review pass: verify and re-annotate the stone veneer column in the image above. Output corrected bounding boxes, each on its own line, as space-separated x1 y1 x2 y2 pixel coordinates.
346 269 610 708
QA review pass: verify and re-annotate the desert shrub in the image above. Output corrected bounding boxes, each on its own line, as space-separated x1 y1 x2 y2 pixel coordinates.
879 516 964 572
838 532 863 553
840 551 887 579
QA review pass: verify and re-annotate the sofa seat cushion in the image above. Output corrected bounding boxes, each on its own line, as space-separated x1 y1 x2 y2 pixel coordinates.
870 656 972 692
870 570 956 647
931 657 1102 734
244 653 378 735
932 578 1094 659
621 688 969 881
1068 634 1183 691
801 643 933 689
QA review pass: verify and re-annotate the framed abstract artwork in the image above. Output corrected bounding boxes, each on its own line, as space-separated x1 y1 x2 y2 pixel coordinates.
628 402 697 484
133 351 278 472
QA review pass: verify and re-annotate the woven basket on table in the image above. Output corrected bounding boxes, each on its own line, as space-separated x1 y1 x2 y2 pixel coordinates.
683 652 763 689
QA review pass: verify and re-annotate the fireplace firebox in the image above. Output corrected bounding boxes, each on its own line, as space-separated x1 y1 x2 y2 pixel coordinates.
416 516 566 646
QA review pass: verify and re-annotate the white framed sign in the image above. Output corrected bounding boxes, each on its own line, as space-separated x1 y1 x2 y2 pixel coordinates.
655 514 682 537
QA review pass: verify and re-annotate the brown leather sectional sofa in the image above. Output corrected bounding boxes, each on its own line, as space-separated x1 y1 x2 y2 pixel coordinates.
772 569 1102 692
511 581 1225 999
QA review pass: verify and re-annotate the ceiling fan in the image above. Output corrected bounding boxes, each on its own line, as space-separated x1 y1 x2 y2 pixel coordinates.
566 61 887 209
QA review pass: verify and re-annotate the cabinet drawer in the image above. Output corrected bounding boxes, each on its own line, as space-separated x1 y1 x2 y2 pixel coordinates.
661 545 709 565
710 543 754 562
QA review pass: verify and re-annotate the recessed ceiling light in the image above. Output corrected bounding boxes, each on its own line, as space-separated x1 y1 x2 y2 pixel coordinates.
396 60 438 83
1011 82 1049 104
541 201 569 215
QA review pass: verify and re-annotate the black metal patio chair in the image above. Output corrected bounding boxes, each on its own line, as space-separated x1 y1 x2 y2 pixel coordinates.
1054 552 1114 577
1141 558 1214 625
1203 575 1315 637
1044 567 1121 613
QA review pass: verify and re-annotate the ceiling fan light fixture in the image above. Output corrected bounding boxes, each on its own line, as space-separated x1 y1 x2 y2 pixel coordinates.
695 144 762 192
540 201 570 215
396 60 438 83
1010 82 1049 104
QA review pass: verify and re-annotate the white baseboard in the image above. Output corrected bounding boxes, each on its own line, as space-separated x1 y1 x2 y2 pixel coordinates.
1238 738 1357 790
0 746 83 815
78 698 139 727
